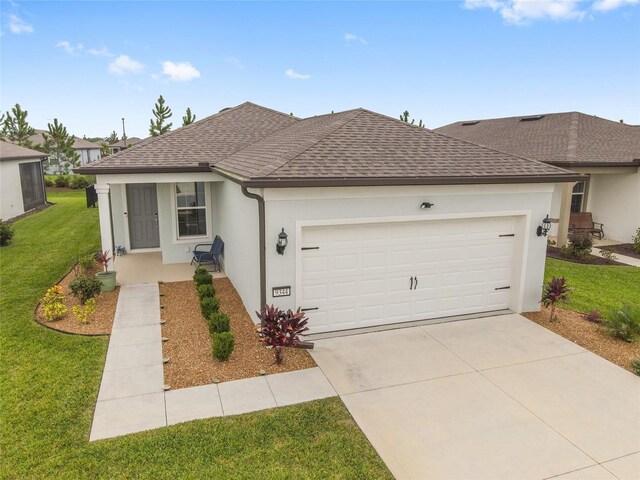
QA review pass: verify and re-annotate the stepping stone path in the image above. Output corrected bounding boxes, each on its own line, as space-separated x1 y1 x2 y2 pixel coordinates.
90 283 336 441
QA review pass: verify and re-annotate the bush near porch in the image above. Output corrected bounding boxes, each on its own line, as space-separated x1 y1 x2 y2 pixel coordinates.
0 190 392 479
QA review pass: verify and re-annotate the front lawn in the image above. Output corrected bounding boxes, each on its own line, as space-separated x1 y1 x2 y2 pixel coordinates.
0 191 391 479
544 258 640 314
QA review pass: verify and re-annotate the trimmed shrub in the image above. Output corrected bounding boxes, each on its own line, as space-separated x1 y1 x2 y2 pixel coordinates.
566 232 593 259
602 302 640 342
44 176 55 187
193 267 212 287
68 175 92 189
78 253 96 275
632 359 640 376
633 227 640 254
41 285 67 322
197 284 215 299
212 332 235 361
209 312 230 334
70 276 102 304
0 220 14 246
54 175 70 188
200 296 220 319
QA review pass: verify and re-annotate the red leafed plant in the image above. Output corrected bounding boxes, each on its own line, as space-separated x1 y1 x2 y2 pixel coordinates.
96 250 112 272
256 305 309 364
541 277 571 322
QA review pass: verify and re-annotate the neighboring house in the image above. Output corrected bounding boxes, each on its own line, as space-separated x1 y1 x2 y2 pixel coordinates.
77 102 579 334
109 137 142 154
29 130 102 172
0 141 48 220
436 113 640 244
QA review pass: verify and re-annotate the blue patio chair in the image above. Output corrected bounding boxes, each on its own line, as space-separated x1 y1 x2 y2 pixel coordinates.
191 235 224 271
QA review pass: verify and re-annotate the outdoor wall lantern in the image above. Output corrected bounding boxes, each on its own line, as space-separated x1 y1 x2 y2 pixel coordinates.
537 215 552 237
276 228 288 255
420 202 435 209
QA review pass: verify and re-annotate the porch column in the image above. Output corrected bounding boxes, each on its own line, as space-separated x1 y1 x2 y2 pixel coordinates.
557 182 574 247
95 184 114 271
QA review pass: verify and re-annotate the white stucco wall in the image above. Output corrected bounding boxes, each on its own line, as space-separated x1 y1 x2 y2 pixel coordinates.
0 158 44 220
262 183 557 316
586 171 640 242
77 148 101 166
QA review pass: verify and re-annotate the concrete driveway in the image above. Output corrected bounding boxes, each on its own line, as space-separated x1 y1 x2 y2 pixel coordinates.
310 314 640 480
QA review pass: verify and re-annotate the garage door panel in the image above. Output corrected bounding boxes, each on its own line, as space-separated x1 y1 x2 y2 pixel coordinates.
301 216 517 333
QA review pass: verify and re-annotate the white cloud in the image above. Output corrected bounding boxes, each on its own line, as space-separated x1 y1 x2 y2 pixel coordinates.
593 0 639 10
285 68 311 80
108 55 144 75
464 0 638 23
56 40 83 55
344 32 368 44
161 61 201 81
88 46 113 57
8 14 33 34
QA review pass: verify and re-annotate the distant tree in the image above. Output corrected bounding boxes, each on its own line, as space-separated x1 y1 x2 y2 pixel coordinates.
3 104 36 146
0 113 5 141
399 110 425 128
106 130 119 144
42 119 80 174
182 107 196 127
149 95 172 136
99 142 111 158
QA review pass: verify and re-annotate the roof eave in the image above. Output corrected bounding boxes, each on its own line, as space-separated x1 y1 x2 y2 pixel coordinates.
549 160 640 168
74 165 211 175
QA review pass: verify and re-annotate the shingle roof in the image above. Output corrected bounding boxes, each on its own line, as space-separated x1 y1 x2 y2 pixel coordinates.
0 141 48 161
78 102 579 185
29 130 102 150
435 112 640 167
109 137 142 148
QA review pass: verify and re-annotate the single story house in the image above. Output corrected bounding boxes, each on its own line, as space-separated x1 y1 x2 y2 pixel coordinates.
29 130 102 172
109 137 142 155
436 113 640 244
77 102 580 335
0 141 48 220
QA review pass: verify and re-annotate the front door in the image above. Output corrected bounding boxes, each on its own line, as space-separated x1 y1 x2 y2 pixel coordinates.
127 184 160 249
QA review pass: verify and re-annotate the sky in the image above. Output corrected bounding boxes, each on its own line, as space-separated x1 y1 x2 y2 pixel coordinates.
1 0 639 139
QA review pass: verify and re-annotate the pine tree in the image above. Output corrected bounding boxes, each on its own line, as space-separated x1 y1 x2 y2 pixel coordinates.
0 113 5 141
182 107 196 127
399 110 425 128
3 104 36 146
106 130 119 144
42 119 79 174
149 95 173 136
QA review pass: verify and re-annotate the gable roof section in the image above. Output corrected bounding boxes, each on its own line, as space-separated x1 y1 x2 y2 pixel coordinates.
79 103 299 173
0 141 48 161
78 102 579 186
29 130 102 150
435 112 640 167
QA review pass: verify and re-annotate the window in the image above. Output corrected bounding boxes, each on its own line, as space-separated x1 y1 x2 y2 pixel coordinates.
175 182 207 238
19 162 45 211
570 181 587 213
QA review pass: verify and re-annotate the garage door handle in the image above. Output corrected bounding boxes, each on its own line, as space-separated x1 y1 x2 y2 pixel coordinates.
410 277 414 290
414 276 418 289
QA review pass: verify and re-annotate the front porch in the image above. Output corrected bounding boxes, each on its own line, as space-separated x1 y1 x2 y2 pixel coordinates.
114 252 226 286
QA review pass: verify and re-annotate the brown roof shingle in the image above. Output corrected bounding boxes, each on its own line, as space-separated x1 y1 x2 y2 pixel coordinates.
435 112 640 167
0 141 48 161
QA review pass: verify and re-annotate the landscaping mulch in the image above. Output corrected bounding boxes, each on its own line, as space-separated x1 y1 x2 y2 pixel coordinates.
35 266 119 335
523 308 640 373
599 243 640 260
546 246 626 266
160 277 316 390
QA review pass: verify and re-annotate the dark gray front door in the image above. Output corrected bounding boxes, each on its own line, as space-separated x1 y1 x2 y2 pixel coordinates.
127 184 160 249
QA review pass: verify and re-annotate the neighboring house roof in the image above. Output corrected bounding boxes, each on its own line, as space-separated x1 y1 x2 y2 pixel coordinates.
77 102 579 186
0 141 48 161
109 137 143 148
29 130 102 150
435 112 640 168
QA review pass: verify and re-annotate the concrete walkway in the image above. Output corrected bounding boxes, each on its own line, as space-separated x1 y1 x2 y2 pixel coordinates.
90 283 336 441
310 314 640 480
592 247 640 267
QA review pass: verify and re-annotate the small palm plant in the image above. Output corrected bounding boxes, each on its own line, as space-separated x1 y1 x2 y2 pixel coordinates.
541 277 571 322
256 305 310 365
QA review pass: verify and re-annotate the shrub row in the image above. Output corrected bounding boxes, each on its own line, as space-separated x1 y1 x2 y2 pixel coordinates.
193 266 234 361
45 174 96 189
0 220 14 247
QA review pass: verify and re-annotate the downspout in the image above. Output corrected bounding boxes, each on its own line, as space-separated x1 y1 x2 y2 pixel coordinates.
241 185 267 308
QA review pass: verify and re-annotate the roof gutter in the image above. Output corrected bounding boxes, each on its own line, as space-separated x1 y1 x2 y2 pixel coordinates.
241 186 267 309
549 160 640 168
74 165 212 175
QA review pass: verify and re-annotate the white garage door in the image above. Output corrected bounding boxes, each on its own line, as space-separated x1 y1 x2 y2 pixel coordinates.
299 216 518 334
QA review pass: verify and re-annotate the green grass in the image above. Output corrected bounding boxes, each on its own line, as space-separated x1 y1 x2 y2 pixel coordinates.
0 191 392 480
545 258 640 315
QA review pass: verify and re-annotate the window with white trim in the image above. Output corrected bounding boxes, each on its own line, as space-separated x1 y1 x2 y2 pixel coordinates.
175 182 207 238
571 180 587 213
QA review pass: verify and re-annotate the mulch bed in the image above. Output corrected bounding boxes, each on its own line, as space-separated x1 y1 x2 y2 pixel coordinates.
599 243 640 260
523 308 640 373
160 277 316 390
546 246 626 266
35 266 119 335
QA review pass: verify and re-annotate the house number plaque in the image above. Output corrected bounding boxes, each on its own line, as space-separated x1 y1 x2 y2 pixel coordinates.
272 286 291 297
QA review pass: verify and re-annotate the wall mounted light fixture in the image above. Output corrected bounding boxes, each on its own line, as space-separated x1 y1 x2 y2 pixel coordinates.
420 202 435 209
276 228 288 255
537 215 552 237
